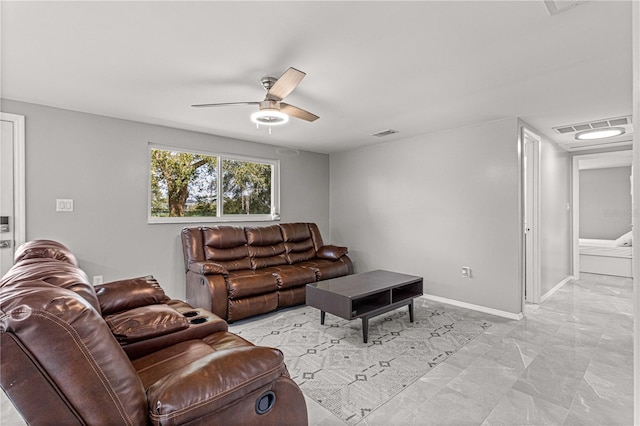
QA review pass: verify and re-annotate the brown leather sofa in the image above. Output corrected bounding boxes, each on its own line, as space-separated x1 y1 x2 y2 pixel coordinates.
181 223 354 322
1 239 308 425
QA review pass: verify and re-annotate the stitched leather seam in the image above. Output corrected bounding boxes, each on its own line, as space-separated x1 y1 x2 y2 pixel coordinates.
135 350 198 374
22 309 136 425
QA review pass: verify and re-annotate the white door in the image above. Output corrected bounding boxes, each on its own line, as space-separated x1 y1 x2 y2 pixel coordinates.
523 128 541 304
0 113 26 277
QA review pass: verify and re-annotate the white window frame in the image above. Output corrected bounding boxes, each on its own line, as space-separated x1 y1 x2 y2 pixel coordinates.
148 143 280 224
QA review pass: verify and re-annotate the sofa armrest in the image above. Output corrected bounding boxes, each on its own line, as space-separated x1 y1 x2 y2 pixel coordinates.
188 261 229 276
147 346 287 425
104 305 189 343
95 276 170 315
316 245 349 261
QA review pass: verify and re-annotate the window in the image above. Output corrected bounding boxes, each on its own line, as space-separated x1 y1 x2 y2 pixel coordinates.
149 145 279 223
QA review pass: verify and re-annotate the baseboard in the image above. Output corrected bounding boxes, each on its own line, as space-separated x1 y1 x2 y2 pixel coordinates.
421 294 524 321
540 276 573 303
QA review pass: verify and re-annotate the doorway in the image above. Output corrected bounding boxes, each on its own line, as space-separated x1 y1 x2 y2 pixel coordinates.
571 150 633 279
0 113 26 276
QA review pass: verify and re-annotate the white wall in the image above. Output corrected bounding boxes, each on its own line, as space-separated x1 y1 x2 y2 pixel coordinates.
1 99 331 300
538 132 572 295
330 118 522 315
579 166 632 239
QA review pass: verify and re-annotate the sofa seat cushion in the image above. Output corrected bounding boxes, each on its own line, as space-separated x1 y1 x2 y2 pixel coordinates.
105 305 190 343
226 271 278 299
132 333 254 388
299 259 351 280
262 266 317 290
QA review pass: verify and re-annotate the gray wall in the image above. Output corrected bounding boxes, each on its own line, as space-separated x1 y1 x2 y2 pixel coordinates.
538 131 572 295
580 166 632 239
329 118 522 315
2 99 331 300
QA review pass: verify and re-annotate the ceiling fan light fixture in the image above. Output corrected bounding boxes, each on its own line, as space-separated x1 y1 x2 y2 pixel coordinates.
251 109 289 126
574 127 626 140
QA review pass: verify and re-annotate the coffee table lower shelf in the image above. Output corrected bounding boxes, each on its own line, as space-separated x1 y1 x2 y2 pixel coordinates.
306 270 424 343
319 298 415 343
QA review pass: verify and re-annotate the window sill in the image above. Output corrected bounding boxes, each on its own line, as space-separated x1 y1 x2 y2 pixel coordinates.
147 215 280 225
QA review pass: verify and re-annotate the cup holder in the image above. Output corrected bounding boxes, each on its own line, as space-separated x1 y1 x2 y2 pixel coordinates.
189 317 208 325
182 310 200 318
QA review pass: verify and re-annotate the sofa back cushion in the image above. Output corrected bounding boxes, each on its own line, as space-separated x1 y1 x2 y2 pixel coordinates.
13 239 79 267
1 257 102 315
245 225 287 269
202 226 251 271
0 280 148 425
279 223 317 264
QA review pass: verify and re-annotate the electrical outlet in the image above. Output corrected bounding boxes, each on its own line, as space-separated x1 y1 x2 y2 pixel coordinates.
461 267 472 278
93 275 103 285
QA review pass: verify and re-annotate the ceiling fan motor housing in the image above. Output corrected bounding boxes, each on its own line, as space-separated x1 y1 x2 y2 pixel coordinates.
252 100 288 125
261 77 278 91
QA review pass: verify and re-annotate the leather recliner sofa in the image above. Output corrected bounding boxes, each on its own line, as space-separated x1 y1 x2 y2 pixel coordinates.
0 239 308 425
181 223 354 322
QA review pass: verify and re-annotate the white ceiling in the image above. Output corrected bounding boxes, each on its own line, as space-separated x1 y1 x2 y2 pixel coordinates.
0 1 633 154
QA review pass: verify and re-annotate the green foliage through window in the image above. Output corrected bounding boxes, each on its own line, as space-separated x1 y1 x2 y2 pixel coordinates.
150 147 276 220
222 159 272 215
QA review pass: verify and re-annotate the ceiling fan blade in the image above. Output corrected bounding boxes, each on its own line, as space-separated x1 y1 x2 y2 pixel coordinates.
191 101 260 108
280 103 319 122
267 68 306 101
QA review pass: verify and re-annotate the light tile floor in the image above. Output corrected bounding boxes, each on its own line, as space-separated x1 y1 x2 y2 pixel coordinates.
0 273 634 425
300 273 635 425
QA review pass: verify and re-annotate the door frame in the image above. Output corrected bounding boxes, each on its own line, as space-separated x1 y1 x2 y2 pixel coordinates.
522 127 541 304
0 112 26 252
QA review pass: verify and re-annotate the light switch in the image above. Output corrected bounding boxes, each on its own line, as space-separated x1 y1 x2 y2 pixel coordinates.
56 199 74 212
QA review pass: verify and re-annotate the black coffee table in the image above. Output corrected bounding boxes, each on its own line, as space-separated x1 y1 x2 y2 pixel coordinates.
305 269 423 343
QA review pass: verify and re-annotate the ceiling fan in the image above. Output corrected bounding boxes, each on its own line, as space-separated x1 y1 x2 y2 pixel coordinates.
192 67 319 126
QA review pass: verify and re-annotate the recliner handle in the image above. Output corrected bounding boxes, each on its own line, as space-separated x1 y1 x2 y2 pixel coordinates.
255 391 276 415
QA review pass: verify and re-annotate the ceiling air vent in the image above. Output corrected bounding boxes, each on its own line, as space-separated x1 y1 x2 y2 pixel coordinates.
371 129 399 137
552 116 632 135
609 118 629 126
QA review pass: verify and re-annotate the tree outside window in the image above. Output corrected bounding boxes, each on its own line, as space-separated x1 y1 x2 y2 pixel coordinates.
222 159 272 215
149 146 277 221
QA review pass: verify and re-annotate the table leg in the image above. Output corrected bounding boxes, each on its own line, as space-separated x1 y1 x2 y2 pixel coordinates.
409 299 414 322
320 311 325 325
361 317 369 343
